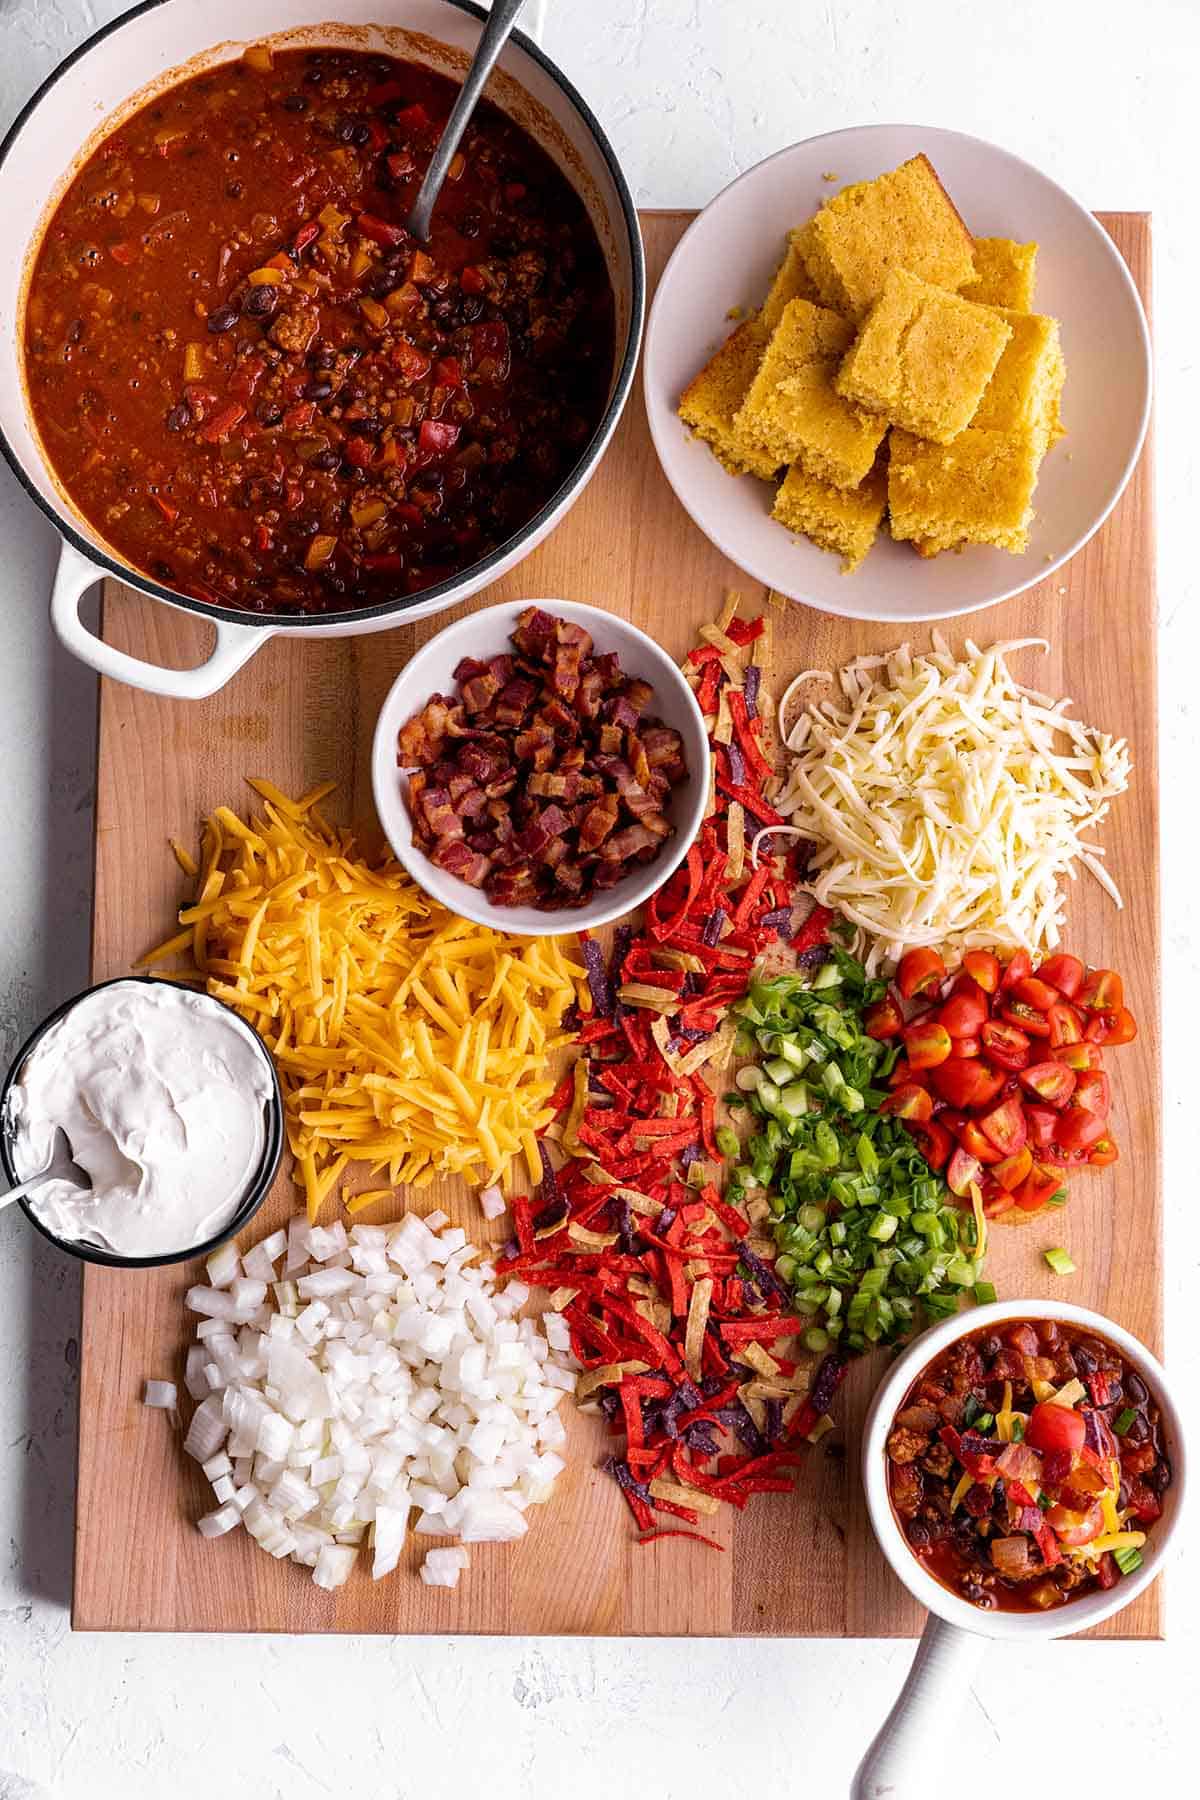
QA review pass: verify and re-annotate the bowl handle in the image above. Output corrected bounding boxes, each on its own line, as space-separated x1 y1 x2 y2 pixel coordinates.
851 1615 986 1800
51 541 271 699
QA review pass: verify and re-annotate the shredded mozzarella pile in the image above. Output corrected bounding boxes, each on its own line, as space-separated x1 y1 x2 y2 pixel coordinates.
774 635 1131 969
180 1214 574 1590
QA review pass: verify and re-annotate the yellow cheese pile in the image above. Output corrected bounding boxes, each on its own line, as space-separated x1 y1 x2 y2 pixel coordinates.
141 780 586 1219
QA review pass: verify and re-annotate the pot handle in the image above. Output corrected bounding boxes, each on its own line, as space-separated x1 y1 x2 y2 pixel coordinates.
851 1616 986 1800
51 540 271 699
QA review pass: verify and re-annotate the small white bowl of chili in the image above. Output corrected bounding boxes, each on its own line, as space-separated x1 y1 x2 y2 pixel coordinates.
371 598 709 936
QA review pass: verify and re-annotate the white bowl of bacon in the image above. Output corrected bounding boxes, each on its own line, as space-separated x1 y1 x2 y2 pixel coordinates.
371 599 709 936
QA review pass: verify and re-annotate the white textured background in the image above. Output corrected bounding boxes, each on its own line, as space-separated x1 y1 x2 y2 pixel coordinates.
1 3 1198 1795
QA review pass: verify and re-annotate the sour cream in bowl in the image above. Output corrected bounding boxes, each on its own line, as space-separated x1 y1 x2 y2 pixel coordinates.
0 978 283 1267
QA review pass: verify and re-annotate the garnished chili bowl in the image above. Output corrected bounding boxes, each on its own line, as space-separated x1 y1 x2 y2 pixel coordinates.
371 599 709 935
0 0 643 699
852 1299 1186 1799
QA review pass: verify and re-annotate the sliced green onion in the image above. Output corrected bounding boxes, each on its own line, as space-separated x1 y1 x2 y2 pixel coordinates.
1114 1546 1144 1575
974 1412 994 1433
735 1065 764 1092
1113 1407 1137 1436
803 1326 830 1353
973 1281 997 1305
1043 1247 1076 1275
1009 1416 1026 1442
715 1126 741 1158
1044 1189 1069 1208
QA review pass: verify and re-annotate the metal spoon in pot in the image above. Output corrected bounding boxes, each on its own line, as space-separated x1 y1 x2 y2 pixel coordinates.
1 1125 92 1213
405 0 530 242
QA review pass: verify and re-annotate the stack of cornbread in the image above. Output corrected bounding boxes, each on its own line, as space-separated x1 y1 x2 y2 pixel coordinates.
677 155 1065 572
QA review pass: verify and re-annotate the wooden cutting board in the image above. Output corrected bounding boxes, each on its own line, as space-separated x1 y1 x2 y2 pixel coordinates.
76 211 1159 1636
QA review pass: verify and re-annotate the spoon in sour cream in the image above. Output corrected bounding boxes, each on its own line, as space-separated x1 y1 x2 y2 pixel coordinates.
0 1124 91 1213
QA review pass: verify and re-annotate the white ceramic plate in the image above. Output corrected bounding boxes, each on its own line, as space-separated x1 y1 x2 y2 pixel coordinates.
371 600 709 937
644 123 1152 623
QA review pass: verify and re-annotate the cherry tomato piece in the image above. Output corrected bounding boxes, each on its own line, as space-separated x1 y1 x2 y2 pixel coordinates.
1000 949 1033 990
1086 1006 1138 1047
905 1118 953 1171
991 1145 1033 1191
863 995 904 1040
959 1120 1004 1164
1080 968 1124 1012
962 950 1001 993
951 1036 982 1058
930 1058 1006 1110
1055 1104 1108 1153
938 987 989 1038
1045 1499 1104 1547
1037 954 1085 999
1012 1163 1064 1212
1027 1401 1087 1456
1051 1041 1103 1072
1088 1136 1119 1167
1024 1105 1059 1149
887 1058 916 1088
980 1019 1032 1072
1020 1062 1077 1109
897 948 947 1001
1073 1069 1111 1117
979 1093 1028 1157
881 1083 934 1124
1047 1002 1084 1048
902 1020 953 1070
1011 975 1061 1013
947 1148 984 1198
1000 1000 1052 1039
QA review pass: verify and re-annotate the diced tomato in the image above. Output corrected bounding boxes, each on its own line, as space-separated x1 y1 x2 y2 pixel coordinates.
1080 968 1123 1012
1012 1163 1063 1212
1086 1006 1138 1046
930 1058 1005 1110
1055 1103 1108 1153
991 1145 1033 1191
896 948 946 1000
863 996 904 1040
1051 1041 1103 1072
950 1036 981 1058
905 1118 952 1171
980 1019 1031 1071
434 355 464 388
1023 1105 1059 1149
1045 1499 1104 1547
197 401 247 444
418 419 460 455
938 986 989 1038
343 434 376 469
1000 949 1033 990
1027 1401 1086 1455
150 493 178 525
459 264 487 295
1088 1136 1119 1167
963 950 1001 993
281 401 316 432
1037 954 1084 999
902 1019 953 1070
1000 999 1052 1038
947 1148 983 1198
356 210 407 248
391 340 432 381
881 1083 933 1124
1011 975 1060 1013
979 1093 1027 1157
958 1120 1003 1165
1047 1002 1083 1048
1072 1070 1111 1117
1126 1479 1163 1525
1019 1062 1077 1108
108 239 137 266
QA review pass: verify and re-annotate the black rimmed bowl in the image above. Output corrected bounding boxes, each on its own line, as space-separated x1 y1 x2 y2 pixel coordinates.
0 0 644 700
0 976 284 1270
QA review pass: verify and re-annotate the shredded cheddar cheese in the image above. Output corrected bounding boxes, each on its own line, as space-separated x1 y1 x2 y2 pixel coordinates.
140 781 586 1218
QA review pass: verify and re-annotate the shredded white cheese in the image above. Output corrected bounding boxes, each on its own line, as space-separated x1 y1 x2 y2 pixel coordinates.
774 634 1131 970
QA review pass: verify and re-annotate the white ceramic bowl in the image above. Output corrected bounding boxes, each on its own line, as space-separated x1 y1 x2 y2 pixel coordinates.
644 123 1152 624
852 1299 1185 1798
371 599 709 935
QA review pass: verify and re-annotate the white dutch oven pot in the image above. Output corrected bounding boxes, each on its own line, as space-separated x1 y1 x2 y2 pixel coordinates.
0 0 643 699
854 1299 1187 1798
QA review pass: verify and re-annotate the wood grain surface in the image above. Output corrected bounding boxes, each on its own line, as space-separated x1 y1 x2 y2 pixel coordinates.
75 211 1159 1636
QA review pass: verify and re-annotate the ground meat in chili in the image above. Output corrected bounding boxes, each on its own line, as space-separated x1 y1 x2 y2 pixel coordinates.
23 45 615 616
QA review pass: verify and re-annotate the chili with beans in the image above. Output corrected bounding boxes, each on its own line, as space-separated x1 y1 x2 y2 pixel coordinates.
886 1318 1171 1611
23 45 615 615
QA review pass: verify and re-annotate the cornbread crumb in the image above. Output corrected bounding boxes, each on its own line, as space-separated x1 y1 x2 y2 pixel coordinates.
972 309 1065 444
960 237 1039 311
760 231 822 331
678 321 779 480
888 426 1043 555
773 458 887 572
836 269 1012 444
735 298 887 489
797 154 976 320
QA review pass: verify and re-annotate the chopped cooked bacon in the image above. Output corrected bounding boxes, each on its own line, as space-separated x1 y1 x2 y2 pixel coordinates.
399 605 688 909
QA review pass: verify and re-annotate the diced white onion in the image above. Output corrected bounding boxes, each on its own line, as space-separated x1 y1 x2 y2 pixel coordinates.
197 1503 240 1538
478 1184 507 1221
143 1379 177 1411
205 1242 241 1289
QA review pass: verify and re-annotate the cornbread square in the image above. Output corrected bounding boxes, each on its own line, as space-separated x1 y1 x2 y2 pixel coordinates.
796 154 976 320
760 229 822 331
960 238 1039 311
887 426 1042 554
678 321 780 480
835 269 1013 444
972 309 1065 444
773 459 887 573
734 298 888 489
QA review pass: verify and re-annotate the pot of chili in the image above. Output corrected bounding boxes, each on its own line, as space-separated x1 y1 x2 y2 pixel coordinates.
852 1300 1186 1799
0 1 643 698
